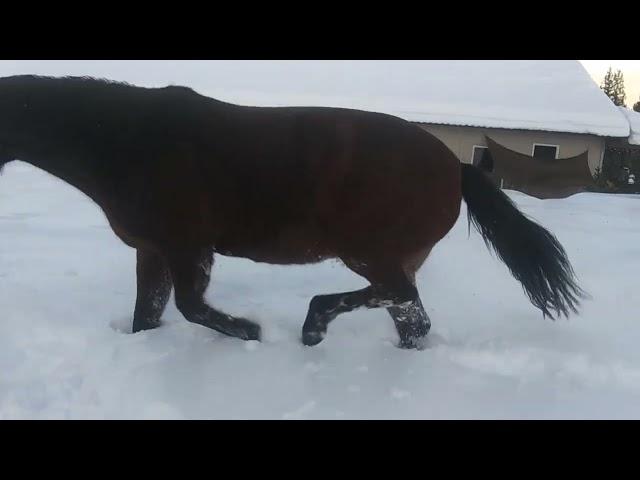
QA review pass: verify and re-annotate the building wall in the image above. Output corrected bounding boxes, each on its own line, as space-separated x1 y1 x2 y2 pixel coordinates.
417 124 606 175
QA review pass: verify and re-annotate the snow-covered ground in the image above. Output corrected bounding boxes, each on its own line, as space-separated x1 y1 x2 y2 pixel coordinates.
1 161 640 419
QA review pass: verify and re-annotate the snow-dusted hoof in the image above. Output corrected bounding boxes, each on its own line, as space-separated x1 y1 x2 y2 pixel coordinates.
132 319 163 334
218 317 262 342
395 323 430 350
302 327 326 347
388 299 431 350
236 319 262 342
397 334 429 351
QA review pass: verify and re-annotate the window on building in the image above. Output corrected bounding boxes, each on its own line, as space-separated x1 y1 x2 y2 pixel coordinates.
472 145 492 171
532 144 559 160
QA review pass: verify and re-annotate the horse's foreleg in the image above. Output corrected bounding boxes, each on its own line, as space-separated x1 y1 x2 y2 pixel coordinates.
167 247 261 341
302 272 423 348
132 249 173 333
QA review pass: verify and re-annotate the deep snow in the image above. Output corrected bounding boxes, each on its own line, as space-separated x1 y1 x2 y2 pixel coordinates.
1 162 640 419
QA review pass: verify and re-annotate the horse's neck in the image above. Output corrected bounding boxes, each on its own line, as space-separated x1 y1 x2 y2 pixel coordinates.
0 83 108 204
7 132 108 208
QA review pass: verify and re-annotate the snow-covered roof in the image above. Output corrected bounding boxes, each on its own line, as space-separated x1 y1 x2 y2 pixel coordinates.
0 60 633 138
188 60 630 138
617 107 640 145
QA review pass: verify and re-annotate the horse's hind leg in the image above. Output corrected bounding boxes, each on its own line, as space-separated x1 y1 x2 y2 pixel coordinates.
387 295 431 349
132 249 173 333
302 267 421 348
167 247 261 341
387 253 432 349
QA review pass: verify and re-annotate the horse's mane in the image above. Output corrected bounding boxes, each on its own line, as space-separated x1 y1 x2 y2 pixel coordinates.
0 74 132 88
0 74 201 97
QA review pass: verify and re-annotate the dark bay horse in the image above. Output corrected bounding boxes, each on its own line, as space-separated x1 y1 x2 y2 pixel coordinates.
0 75 586 349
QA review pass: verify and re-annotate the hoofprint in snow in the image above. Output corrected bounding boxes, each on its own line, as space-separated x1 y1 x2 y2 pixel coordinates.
1 161 640 419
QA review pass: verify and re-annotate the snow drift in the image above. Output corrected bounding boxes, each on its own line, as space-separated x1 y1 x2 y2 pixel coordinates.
1 162 639 419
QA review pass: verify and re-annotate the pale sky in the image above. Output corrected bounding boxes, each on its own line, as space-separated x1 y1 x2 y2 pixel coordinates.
580 60 640 108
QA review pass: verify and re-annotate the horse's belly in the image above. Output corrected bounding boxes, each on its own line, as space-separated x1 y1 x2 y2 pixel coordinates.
216 225 331 265
217 248 330 265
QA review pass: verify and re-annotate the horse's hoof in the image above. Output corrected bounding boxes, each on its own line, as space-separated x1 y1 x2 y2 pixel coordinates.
219 317 262 342
243 322 262 342
302 329 325 347
131 320 162 334
236 319 262 342
397 335 428 351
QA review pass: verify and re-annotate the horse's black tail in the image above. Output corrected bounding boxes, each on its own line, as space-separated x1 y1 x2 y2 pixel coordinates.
460 163 587 319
